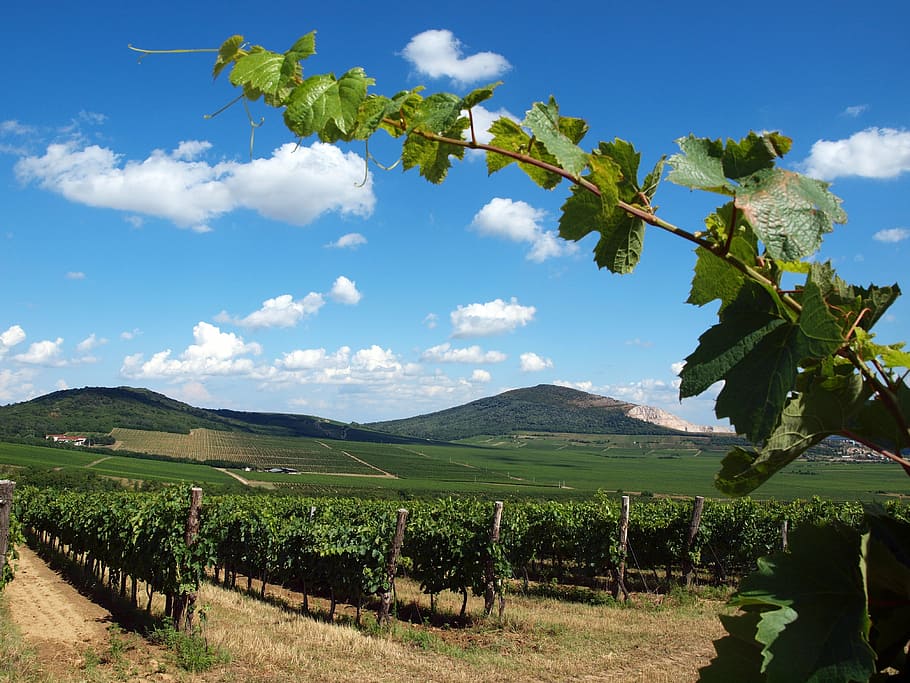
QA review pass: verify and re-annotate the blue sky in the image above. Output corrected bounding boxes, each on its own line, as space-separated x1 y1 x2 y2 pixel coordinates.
1 1 909 428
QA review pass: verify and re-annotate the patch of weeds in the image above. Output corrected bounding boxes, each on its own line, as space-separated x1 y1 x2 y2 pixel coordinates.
523 581 617 606
149 613 229 673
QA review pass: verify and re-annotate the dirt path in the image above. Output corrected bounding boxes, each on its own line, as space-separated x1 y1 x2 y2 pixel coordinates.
5 546 113 670
2 546 176 681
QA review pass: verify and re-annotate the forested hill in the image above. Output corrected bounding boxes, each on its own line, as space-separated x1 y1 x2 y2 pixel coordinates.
0 386 422 444
365 384 686 441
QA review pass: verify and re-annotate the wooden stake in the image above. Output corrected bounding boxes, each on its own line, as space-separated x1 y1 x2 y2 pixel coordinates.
612 495 631 601
484 501 504 617
0 480 15 582
172 487 203 631
378 508 408 625
681 495 705 588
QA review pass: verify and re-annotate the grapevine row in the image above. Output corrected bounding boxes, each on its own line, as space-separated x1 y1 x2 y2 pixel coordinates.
10 487 906 618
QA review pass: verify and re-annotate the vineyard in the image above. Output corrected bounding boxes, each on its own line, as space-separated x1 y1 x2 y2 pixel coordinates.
7 486 909 620
110 428 385 475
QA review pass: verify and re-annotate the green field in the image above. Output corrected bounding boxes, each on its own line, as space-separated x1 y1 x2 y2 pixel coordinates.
2 431 909 501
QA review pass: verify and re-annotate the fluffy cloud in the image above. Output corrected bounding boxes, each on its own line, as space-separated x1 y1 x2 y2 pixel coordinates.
802 128 910 180
326 232 367 249
217 293 325 329
471 197 574 262
329 276 362 305
120 322 261 379
66 271 86 280
13 338 66 366
450 297 536 338
421 342 507 364
15 140 375 232
401 30 510 85
520 352 553 372
873 227 910 243
0 325 26 357
273 344 412 386
75 333 107 358
471 369 492 383
0 367 36 402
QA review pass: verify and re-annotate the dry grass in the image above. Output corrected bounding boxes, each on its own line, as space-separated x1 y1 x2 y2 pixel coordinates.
2 572 729 683
196 577 729 682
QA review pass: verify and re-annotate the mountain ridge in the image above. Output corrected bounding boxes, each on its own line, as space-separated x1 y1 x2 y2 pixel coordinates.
0 384 728 444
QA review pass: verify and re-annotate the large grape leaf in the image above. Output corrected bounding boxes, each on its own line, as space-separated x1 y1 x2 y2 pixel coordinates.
401 122 468 184
667 135 733 194
523 97 589 176
864 509 910 672
735 169 846 261
721 131 792 179
283 68 373 141
715 367 871 496
704 523 876 683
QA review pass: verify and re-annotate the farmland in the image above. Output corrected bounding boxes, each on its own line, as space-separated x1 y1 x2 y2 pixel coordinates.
2 430 908 501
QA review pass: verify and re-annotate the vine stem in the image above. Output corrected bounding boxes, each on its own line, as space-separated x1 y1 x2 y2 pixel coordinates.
840 428 910 473
395 122 802 316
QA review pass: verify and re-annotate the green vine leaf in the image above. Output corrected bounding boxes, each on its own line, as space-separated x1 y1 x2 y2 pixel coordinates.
667 135 733 194
721 131 791 180
213 35 245 79
715 366 872 496
703 523 876 683
402 126 468 183
735 169 846 261
283 67 373 141
461 82 501 110
523 97 589 176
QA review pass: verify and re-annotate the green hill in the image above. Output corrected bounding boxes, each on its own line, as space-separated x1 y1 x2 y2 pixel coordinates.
0 386 422 444
365 384 686 441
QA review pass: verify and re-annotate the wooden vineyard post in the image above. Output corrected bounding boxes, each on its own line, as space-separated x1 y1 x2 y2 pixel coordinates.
378 508 408 625
612 495 631 601
172 487 203 632
681 495 705 588
781 519 789 552
484 501 504 618
0 480 14 582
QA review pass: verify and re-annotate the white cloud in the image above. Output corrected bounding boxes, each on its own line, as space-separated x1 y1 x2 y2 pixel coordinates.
421 342 507 364
520 352 553 372
120 322 261 379
0 368 36 402
471 369 492 383
66 271 86 280
625 338 654 348
121 328 142 341
424 313 439 329
450 297 536 337
0 325 26 357
802 128 910 180
842 105 868 118
329 276 362 305
401 29 510 85
76 333 107 353
873 227 910 243
554 379 594 393
326 232 367 249
471 197 574 262
1 120 34 136
217 293 325 329
13 338 66 366
671 361 686 376
15 140 375 232
272 344 408 385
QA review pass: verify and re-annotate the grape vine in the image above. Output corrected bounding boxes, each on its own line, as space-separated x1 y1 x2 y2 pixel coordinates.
123 30 910 680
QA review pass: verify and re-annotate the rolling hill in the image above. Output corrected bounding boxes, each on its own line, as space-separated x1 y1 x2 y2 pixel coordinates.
0 384 730 445
0 386 422 444
365 384 723 441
